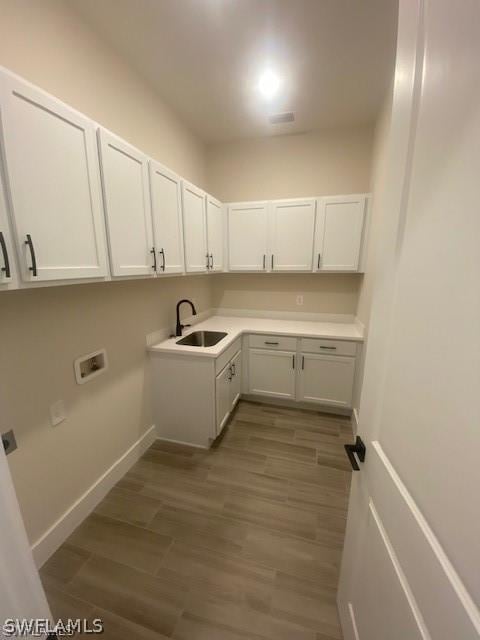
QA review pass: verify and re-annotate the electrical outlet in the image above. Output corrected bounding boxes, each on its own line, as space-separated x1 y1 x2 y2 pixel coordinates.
296 295 304 306
50 400 66 427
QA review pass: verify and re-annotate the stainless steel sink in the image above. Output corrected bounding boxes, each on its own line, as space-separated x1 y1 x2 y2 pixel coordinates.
176 330 227 347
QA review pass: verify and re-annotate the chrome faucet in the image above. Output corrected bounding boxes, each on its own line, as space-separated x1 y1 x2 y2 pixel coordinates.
175 299 197 337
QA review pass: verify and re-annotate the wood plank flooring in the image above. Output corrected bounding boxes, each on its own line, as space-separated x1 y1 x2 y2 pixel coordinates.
40 400 354 639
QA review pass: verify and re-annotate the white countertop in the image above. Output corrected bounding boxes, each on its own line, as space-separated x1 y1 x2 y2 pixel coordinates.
148 314 364 359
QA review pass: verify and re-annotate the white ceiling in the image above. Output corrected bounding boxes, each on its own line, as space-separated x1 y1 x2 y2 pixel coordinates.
70 0 398 144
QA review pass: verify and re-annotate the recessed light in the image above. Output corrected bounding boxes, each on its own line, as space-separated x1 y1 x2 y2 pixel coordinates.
258 70 281 99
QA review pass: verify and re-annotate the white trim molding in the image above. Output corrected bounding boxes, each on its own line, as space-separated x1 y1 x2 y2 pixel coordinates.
31 425 157 567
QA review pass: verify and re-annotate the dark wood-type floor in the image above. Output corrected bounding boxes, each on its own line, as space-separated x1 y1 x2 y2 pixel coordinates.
40 400 353 639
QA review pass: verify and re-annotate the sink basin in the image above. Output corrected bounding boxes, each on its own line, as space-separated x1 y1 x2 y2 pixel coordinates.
176 331 227 347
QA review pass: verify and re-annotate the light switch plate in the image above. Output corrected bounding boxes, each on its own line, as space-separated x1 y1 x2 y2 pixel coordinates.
50 400 66 427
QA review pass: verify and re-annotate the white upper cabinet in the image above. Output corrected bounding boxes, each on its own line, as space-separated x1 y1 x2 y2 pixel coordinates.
98 129 154 277
0 72 108 282
206 194 224 272
0 166 17 290
149 161 184 274
270 199 316 271
314 195 366 271
228 201 269 271
182 180 207 273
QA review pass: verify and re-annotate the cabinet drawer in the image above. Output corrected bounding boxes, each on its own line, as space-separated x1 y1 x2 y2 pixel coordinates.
249 334 297 351
215 338 241 375
300 338 357 357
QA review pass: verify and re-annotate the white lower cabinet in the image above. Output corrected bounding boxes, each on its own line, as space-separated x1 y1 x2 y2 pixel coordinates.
151 339 242 448
248 348 296 399
298 352 355 408
151 332 359 449
216 348 242 435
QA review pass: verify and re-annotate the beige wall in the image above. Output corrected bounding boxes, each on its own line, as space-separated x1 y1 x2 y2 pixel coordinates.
1 278 212 544
206 126 373 202
0 0 205 185
212 274 361 316
0 0 208 545
352 86 394 415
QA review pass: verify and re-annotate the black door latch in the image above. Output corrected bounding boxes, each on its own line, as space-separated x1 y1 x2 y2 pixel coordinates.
344 436 366 471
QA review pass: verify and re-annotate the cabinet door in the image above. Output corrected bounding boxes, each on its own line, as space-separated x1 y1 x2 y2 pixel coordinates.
270 199 316 271
0 73 108 282
229 350 242 409
216 361 233 435
206 195 224 272
248 349 296 399
0 168 17 290
98 129 154 277
182 181 207 273
298 353 355 408
228 202 268 271
150 161 184 274
314 195 366 271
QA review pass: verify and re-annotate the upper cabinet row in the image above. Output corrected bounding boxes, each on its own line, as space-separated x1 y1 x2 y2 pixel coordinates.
0 69 367 291
0 70 222 287
228 195 367 273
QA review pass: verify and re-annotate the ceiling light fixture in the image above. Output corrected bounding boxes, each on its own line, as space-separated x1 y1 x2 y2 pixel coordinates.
258 69 281 99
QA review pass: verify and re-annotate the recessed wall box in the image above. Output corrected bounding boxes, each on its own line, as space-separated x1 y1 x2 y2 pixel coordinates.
74 348 108 385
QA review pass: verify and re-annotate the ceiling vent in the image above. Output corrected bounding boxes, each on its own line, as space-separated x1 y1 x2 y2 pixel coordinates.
268 111 295 125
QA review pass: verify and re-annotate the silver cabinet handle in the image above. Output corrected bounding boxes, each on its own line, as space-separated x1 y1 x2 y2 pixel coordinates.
292 354 296 369
206 253 210 270
271 254 274 269
264 341 279 345
25 234 37 276
227 365 233 381
317 253 321 270
0 232 11 278
231 362 236 376
320 346 337 350
263 254 266 270
209 254 214 269
150 247 157 271
301 355 305 370
158 248 166 271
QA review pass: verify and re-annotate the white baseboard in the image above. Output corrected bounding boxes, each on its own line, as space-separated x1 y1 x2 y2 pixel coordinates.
31 425 157 568
241 394 351 417
155 436 208 450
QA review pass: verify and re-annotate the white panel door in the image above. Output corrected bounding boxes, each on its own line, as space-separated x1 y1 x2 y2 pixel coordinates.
149 161 184 274
182 180 207 273
248 349 296 399
229 349 242 409
0 72 108 282
314 195 366 271
298 353 355 408
338 3 480 639
206 194 224 272
216 361 232 435
0 163 17 290
98 129 154 277
228 202 268 271
270 199 316 271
